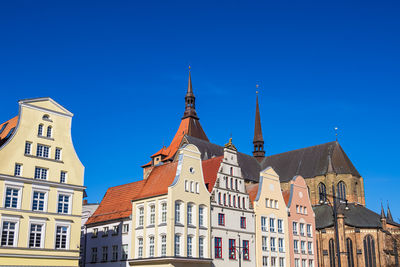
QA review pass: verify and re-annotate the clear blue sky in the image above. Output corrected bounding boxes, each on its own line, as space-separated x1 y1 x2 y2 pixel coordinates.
1 0 399 219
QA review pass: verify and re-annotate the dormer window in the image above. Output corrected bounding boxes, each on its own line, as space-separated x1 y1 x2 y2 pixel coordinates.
46 126 52 138
42 114 52 122
38 124 43 136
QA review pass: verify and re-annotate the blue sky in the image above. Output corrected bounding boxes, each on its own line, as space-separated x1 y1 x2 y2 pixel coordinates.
1 0 399 219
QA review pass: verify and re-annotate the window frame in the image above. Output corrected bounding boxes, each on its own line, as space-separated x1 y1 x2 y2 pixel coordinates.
54 223 70 250
0 216 20 247
28 219 46 248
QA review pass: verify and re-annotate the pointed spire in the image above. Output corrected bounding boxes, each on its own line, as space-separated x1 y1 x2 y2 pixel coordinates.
381 203 386 219
253 86 265 162
183 66 198 119
387 202 394 221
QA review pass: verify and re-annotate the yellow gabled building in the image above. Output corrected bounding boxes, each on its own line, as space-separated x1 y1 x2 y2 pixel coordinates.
0 97 85 266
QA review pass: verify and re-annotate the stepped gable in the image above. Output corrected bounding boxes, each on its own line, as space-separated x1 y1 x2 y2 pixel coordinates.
313 203 400 229
85 180 146 225
0 116 18 147
261 141 361 183
184 135 262 183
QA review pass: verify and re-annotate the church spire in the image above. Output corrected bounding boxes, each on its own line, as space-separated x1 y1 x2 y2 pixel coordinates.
253 88 265 162
387 202 394 221
183 66 198 119
380 203 386 219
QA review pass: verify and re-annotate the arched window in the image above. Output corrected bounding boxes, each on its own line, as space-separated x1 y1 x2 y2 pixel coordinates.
364 235 376 267
238 196 241 208
46 126 52 138
242 197 245 209
230 178 233 189
223 194 226 206
318 183 327 202
38 124 43 136
235 179 238 191
42 114 51 121
329 239 336 267
337 181 346 200
230 167 233 176
347 238 354 267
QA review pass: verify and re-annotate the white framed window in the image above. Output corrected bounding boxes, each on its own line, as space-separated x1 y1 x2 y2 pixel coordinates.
187 235 193 257
60 171 67 183
38 124 43 136
161 234 167 256
278 238 284 252
174 234 181 256
199 236 204 258
14 163 22 176
261 216 267 231
138 237 143 258
270 218 275 232
274 200 278 209
29 221 45 248
187 204 193 225
149 205 155 225
271 256 276 267
308 259 314 267
262 236 268 251
102 246 108 261
265 198 269 207
4 187 21 209
270 237 276 252
57 193 71 214
175 201 181 224
32 190 47 211
138 207 144 227
149 236 155 257
1 217 20 247
91 247 98 262
121 244 128 260
92 228 98 238
199 206 204 227
190 181 194 193
34 167 48 180
293 222 298 235
307 224 312 237
301 241 306 254
302 259 307 267
46 126 52 138
308 241 313 254
295 258 300 267
122 224 129 233
55 148 62 161
263 256 268 266
294 240 299 253
112 245 118 261
25 141 32 155
103 226 109 236
195 182 199 193
113 225 119 235
185 180 189 192
161 202 167 223
278 219 283 233
55 224 70 249
300 223 304 236
279 257 285 267
36 144 50 158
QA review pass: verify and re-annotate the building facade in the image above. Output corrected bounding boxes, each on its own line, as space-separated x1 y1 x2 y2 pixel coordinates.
283 175 317 267
0 97 85 266
247 167 290 267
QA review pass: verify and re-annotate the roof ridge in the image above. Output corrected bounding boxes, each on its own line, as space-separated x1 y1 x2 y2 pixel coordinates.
266 141 338 158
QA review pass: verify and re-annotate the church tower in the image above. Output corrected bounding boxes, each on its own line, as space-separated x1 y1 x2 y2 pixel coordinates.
183 67 198 119
253 91 265 162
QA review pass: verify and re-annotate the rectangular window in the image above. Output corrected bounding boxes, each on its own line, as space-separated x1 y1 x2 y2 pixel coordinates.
308 241 313 254
261 216 267 231
112 245 118 261
138 238 143 257
91 247 97 262
270 218 275 232
262 236 268 251
271 257 276 267
103 226 109 236
55 148 62 160
102 246 108 262
34 167 47 180
278 219 283 233
187 236 193 257
308 259 314 267
307 224 312 237
215 237 222 258
301 241 306 254
278 238 284 252
161 235 167 256
60 171 67 183
295 259 300 267
243 240 249 260
150 205 155 225
14 164 22 176
55 225 68 249
92 228 98 238
122 224 129 233
185 180 189 192
270 237 276 252
121 244 128 260
175 234 180 256
139 207 144 226
113 225 119 235
293 222 298 235
32 191 46 211
149 236 154 257
263 256 268 266
161 203 167 223
1 221 16 246
300 223 304 236
229 239 236 259
265 198 269 207
36 144 50 158
279 257 285 267
25 142 32 155
302 259 307 267
294 240 299 253
195 182 199 193
199 236 204 258
199 206 204 227
5 187 20 208
240 217 246 229
57 194 70 214
218 213 225 226
175 203 181 224
187 204 193 225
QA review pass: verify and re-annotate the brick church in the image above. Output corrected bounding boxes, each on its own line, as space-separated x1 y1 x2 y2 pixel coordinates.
142 70 400 267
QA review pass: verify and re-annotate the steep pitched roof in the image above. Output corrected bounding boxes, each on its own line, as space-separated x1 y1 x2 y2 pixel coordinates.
246 183 259 203
85 180 146 225
202 156 224 192
0 116 18 147
282 190 291 206
262 141 361 182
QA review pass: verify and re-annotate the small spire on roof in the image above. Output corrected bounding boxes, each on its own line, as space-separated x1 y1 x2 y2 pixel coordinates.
387 202 394 221
253 84 265 162
380 202 386 219
183 66 198 119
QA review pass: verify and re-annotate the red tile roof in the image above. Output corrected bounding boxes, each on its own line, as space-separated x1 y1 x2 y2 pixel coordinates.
282 190 291 206
0 116 18 140
246 183 259 203
202 156 223 192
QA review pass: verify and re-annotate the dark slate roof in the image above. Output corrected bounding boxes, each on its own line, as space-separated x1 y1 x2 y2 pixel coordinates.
184 136 261 182
261 141 361 182
313 203 400 229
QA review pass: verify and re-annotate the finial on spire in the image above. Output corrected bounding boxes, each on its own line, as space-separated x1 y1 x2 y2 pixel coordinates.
253 87 265 162
224 136 237 150
381 202 386 219
387 201 394 221
182 67 198 119
334 127 339 141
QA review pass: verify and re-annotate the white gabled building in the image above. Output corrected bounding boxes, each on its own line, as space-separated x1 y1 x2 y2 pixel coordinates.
206 139 256 267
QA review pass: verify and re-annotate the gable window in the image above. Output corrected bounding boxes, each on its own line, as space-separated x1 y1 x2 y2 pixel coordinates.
161 202 167 223
55 148 62 161
218 213 225 226
38 124 43 136
278 219 283 233
60 171 67 183
122 224 129 233
149 205 155 225
300 223 304 236
230 178 233 189
55 225 69 249
235 179 238 190
223 194 226 206
242 197 245 209
57 194 70 214
270 237 276 252
138 207 144 226
238 196 241 208
278 238 284 252
263 256 268 266
270 218 275 232
240 217 246 229
307 224 312 237
46 126 52 138
308 241 313 254
4 187 20 209
32 191 46 211
218 192 221 205
25 142 32 155
215 237 222 258
34 167 48 180
112 225 119 235
196 182 199 193
36 144 50 158
229 239 236 259
294 240 299 253
233 196 236 207
293 222 298 235
14 164 22 176
1 221 17 246
29 223 44 248
301 241 306 254
261 216 267 231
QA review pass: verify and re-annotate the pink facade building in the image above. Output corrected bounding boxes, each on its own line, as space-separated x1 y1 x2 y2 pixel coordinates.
283 175 317 267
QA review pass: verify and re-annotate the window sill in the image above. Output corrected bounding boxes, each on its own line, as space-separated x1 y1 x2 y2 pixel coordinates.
175 223 184 227
188 224 196 229
91 236 98 239
37 135 54 141
25 153 63 164
199 226 208 230
158 223 167 227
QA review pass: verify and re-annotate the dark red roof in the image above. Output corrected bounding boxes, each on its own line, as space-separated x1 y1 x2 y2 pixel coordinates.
202 156 223 192
246 183 259 203
0 116 18 145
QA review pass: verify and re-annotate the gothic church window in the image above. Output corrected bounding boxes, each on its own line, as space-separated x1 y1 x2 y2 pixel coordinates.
363 235 376 267
337 181 346 200
318 183 327 202
347 238 354 267
329 239 336 267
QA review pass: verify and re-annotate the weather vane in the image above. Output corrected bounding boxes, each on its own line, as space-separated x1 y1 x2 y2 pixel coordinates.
334 127 338 141
256 84 259 94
